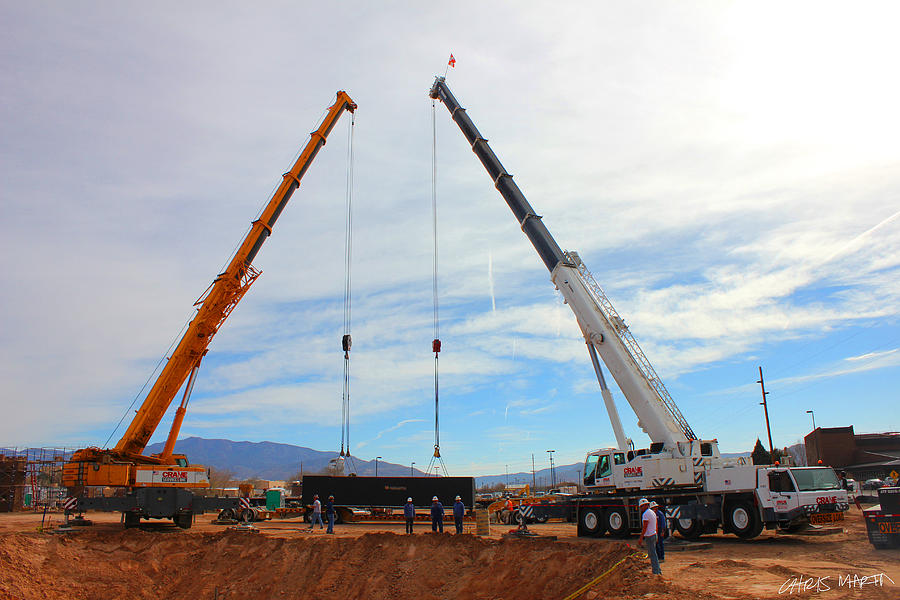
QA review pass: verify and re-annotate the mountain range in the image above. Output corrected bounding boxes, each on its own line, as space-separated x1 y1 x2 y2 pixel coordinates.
3 437 762 485
145 437 425 480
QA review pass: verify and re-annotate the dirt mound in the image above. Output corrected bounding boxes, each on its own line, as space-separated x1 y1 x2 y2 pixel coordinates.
713 559 753 568
766 564 802 578
0 530 647 600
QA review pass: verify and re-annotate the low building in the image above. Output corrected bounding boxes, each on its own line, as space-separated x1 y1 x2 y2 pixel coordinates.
0 456 26 512
805 426 900 481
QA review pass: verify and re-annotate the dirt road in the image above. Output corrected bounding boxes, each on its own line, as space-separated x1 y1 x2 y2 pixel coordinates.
0 506 896 599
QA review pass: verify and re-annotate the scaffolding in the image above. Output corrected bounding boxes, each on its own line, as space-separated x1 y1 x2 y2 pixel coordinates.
0 447 75 512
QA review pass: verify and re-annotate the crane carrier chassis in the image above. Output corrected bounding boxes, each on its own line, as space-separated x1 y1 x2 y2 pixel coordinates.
527 465 850 540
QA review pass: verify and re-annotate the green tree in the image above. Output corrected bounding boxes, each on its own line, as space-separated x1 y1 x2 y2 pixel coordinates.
771 447 786 464
751 439 772 465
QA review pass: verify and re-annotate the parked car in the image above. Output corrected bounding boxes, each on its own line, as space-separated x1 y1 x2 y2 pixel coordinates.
863 478 885 490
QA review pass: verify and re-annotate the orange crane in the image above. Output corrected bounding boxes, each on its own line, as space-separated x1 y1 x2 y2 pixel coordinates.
62 91 356 527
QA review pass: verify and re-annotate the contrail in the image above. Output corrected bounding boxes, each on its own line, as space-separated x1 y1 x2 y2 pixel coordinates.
821 209 900 266
488 250 496 312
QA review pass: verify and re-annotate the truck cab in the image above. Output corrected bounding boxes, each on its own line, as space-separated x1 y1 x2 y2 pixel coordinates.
755 466 849 530
583 439 726 492
583 446 696 491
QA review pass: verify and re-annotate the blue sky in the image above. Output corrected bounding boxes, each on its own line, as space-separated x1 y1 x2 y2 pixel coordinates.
2 1 899 478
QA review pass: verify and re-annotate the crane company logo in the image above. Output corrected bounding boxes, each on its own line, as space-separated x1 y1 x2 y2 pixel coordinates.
816 496 838 504
624 467 643 478
161 471 188 483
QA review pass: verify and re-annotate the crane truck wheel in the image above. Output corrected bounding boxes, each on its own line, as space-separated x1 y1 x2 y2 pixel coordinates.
174 512 193 529
674 516 703 540
725 501 762 539
579 508 604 536
605 507 630 538
123 512 141 528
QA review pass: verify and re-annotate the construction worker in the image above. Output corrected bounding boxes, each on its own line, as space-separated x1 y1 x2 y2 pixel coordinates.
308 494 323 530
453 495 465 534
504 496 514 524
325 495 335 534
404 497 415 534
430 496 444 533
650 500 668 562
637 498 661 576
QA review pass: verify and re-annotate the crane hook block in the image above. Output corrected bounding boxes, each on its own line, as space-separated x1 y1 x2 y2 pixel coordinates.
432 339 441 353
342 334 352 353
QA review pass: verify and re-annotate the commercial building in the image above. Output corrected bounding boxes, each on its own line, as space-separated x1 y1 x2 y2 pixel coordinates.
804 426 900 481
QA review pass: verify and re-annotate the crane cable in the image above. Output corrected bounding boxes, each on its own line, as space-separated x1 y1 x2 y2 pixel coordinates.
340 111 356 474
427 99 448 477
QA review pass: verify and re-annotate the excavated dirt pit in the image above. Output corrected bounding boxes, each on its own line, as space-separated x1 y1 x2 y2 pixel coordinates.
0 530 651 600
1 509 898 599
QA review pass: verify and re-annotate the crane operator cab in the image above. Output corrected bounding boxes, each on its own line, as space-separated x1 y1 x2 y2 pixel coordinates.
584 439 726 492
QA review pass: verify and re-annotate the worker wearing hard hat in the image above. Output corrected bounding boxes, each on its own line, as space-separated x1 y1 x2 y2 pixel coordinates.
453 495 466 534
430 496 445 533
404 497 416 534
650 501 668 562
637 498 661 575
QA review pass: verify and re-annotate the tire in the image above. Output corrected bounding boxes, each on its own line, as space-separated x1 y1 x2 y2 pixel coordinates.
218 508 235 521
725 501 763 539
579 508 603 536
606 507 629 538
674 516 703 540
123 512 141 529
240 508 255 523
535 513 549 524
174 513 193 529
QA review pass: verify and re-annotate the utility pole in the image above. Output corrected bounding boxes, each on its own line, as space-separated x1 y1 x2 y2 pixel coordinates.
806 410 816 431
547 450 556 488
375 456 381 477
531 453 536 491
505 464 509 487
410 461 415 476
757 366 774 455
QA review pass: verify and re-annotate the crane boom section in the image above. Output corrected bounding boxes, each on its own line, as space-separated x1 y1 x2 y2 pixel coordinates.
428 78 565 273
553 263 688 448
112 91 357 458
429 77 695 449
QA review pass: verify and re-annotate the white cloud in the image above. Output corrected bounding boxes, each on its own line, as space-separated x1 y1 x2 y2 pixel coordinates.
2 2 900 470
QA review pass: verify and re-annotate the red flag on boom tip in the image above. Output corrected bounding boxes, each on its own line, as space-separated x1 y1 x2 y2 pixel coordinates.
448 54 456 68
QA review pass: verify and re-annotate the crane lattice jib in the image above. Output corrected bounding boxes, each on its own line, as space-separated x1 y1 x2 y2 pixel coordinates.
112 92 357 458
570 254 697 441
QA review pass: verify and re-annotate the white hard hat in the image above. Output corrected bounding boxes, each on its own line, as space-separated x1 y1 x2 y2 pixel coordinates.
455 495 461 500
638 498 649 506
407 497 413 502
432 496 438 501
649 501 659 508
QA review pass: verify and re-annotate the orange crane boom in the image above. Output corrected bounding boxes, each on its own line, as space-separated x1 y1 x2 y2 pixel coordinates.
64 91 356 489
